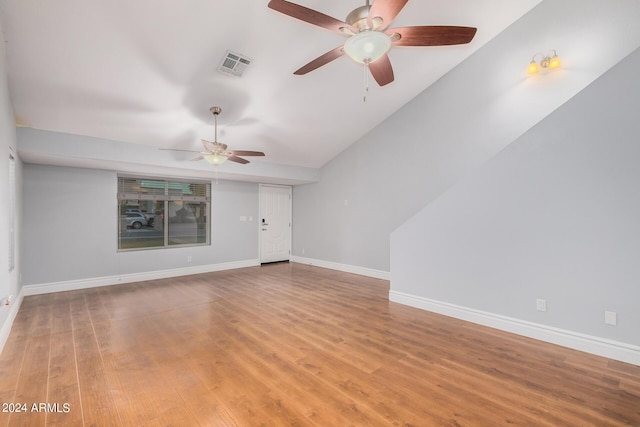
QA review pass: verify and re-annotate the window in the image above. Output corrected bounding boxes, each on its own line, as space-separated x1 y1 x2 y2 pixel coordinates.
117 175 210 250
8 153 15 270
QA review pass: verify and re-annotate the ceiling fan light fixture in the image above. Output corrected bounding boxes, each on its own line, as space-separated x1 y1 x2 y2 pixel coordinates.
344 31 391 64
269 0 477 91
161 105 264 165
203 153 228 166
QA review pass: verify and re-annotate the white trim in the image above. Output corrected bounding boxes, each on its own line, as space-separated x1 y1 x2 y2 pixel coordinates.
389 290 640 366
22 259 260 296
291 256 390 281
0 288 25 354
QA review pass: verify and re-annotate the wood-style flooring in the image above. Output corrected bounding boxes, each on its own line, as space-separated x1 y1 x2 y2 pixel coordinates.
0 263 638 426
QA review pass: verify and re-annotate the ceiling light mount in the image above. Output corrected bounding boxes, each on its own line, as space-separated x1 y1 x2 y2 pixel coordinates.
527 49 561 74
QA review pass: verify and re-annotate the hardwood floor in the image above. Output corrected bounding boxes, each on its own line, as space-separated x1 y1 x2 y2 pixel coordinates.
0 263 638 426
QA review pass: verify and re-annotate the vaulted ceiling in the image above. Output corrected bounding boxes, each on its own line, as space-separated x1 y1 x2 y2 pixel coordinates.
2 1 639 185
0 0 544 181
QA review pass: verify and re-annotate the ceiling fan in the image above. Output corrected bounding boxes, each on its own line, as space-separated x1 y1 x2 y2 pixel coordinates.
268 0 477 87
162 107 265 166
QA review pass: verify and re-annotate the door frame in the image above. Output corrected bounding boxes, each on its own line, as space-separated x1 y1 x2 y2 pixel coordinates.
259 184 292 263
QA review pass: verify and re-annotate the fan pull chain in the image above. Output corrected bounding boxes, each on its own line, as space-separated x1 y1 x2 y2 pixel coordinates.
363 60 370 102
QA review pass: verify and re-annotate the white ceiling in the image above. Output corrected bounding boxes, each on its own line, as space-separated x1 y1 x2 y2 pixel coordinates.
1 0 542 176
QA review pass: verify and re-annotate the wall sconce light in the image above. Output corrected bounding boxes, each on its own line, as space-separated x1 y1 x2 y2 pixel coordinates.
527 50 561 74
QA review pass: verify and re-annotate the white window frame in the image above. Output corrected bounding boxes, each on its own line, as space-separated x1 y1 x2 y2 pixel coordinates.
117 174 211 251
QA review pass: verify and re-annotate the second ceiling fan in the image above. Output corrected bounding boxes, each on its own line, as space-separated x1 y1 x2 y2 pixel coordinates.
162 107 265 166
268 0 477 87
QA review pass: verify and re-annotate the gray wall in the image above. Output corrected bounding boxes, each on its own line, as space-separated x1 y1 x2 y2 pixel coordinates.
391 47 640 346
292 0 640 273
0 17 21 333
22 164 259 286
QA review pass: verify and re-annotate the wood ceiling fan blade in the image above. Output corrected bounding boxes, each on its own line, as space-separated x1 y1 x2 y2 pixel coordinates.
190 156 204 162
231 150 265 157
294 46 345 75
227 156 250 164
389 26 477 46
369 54 394 86
159 148 201 153
268 0 348 34
368 0 409 29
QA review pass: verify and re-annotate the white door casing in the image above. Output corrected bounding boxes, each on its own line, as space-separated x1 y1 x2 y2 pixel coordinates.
259 184 291 263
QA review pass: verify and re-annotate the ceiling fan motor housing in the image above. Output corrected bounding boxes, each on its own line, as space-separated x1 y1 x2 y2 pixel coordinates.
346 5 372 30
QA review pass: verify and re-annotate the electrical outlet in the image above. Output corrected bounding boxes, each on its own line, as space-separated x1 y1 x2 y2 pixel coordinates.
605 311 617 326
2 295 13 308
536 299 547 312
187 255 192 263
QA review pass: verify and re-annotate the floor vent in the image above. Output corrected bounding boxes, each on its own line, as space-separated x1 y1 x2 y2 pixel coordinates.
218 51 252 77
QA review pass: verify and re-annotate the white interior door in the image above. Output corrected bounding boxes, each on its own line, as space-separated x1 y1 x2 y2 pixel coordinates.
260 185 291 263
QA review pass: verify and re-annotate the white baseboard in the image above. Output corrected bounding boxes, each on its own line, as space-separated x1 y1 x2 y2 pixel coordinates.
22 259 260 296
389 290 640 366
0 288 25 355
291 256 390 280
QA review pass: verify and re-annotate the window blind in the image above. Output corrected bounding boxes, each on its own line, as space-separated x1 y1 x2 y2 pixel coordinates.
117 176 210 201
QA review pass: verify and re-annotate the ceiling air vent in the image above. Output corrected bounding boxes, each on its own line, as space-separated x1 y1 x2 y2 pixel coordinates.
218 51 252 77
